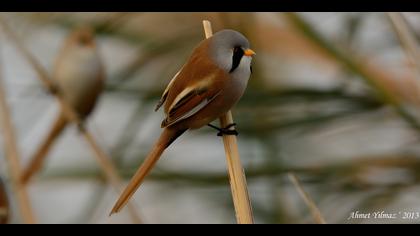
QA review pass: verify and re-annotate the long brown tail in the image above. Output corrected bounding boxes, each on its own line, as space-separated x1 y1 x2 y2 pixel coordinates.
110 127 187 215
21 113 68 184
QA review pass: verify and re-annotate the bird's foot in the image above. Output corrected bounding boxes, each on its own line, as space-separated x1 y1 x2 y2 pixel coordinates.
208 123 238 136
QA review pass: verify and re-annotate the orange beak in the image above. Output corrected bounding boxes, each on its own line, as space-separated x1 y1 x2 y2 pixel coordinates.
244 49 256 57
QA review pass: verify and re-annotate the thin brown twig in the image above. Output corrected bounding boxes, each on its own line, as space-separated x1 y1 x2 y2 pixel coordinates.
82 132 143 223
387 13 420 77
387 12 420 103
0 42 36 223
0 16 142 223
288 172 326 224
202 20 254 224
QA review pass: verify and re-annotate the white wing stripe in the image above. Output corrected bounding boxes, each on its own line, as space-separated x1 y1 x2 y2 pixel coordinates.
167 91 221 126
168 74 215 113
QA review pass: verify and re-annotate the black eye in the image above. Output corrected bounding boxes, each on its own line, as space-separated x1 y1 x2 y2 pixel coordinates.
230 46 244 73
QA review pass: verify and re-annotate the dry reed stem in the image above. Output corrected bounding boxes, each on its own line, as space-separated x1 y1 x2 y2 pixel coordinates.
0 47 36 223
0 178 9 224
0 17 142 223
202 20 254 224
387 13 420 78
288 173 326 224
82 132 142 223
387 12 420 102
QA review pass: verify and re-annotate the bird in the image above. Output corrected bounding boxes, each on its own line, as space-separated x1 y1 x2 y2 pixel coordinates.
110 29 255 215
21 27 105 184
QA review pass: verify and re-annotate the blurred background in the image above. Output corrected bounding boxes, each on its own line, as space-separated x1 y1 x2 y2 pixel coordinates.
1 12 420 224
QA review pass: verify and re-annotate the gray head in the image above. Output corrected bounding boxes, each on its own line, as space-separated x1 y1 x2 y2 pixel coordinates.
209 29 255 75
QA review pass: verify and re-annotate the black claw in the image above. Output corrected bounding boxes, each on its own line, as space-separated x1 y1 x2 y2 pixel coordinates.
208 123 239 136
224 123 237 129
217 129 238 136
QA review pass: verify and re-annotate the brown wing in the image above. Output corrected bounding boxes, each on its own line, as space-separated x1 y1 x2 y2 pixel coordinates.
161 86 221 128
155 69 181 112
76 72 104 119
159 39 225 127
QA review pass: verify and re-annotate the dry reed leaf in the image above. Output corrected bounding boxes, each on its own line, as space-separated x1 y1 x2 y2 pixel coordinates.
0 179 9 224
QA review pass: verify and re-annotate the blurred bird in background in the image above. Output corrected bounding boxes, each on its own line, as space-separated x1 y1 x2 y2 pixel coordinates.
21 27 105 184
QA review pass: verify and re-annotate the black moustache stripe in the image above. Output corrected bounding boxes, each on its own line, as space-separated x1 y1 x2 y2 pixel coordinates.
229 46 244 73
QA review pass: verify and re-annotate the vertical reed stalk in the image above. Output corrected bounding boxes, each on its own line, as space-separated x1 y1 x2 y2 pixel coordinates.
202 20 254 224
288 173 326 224
0 46 36 223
